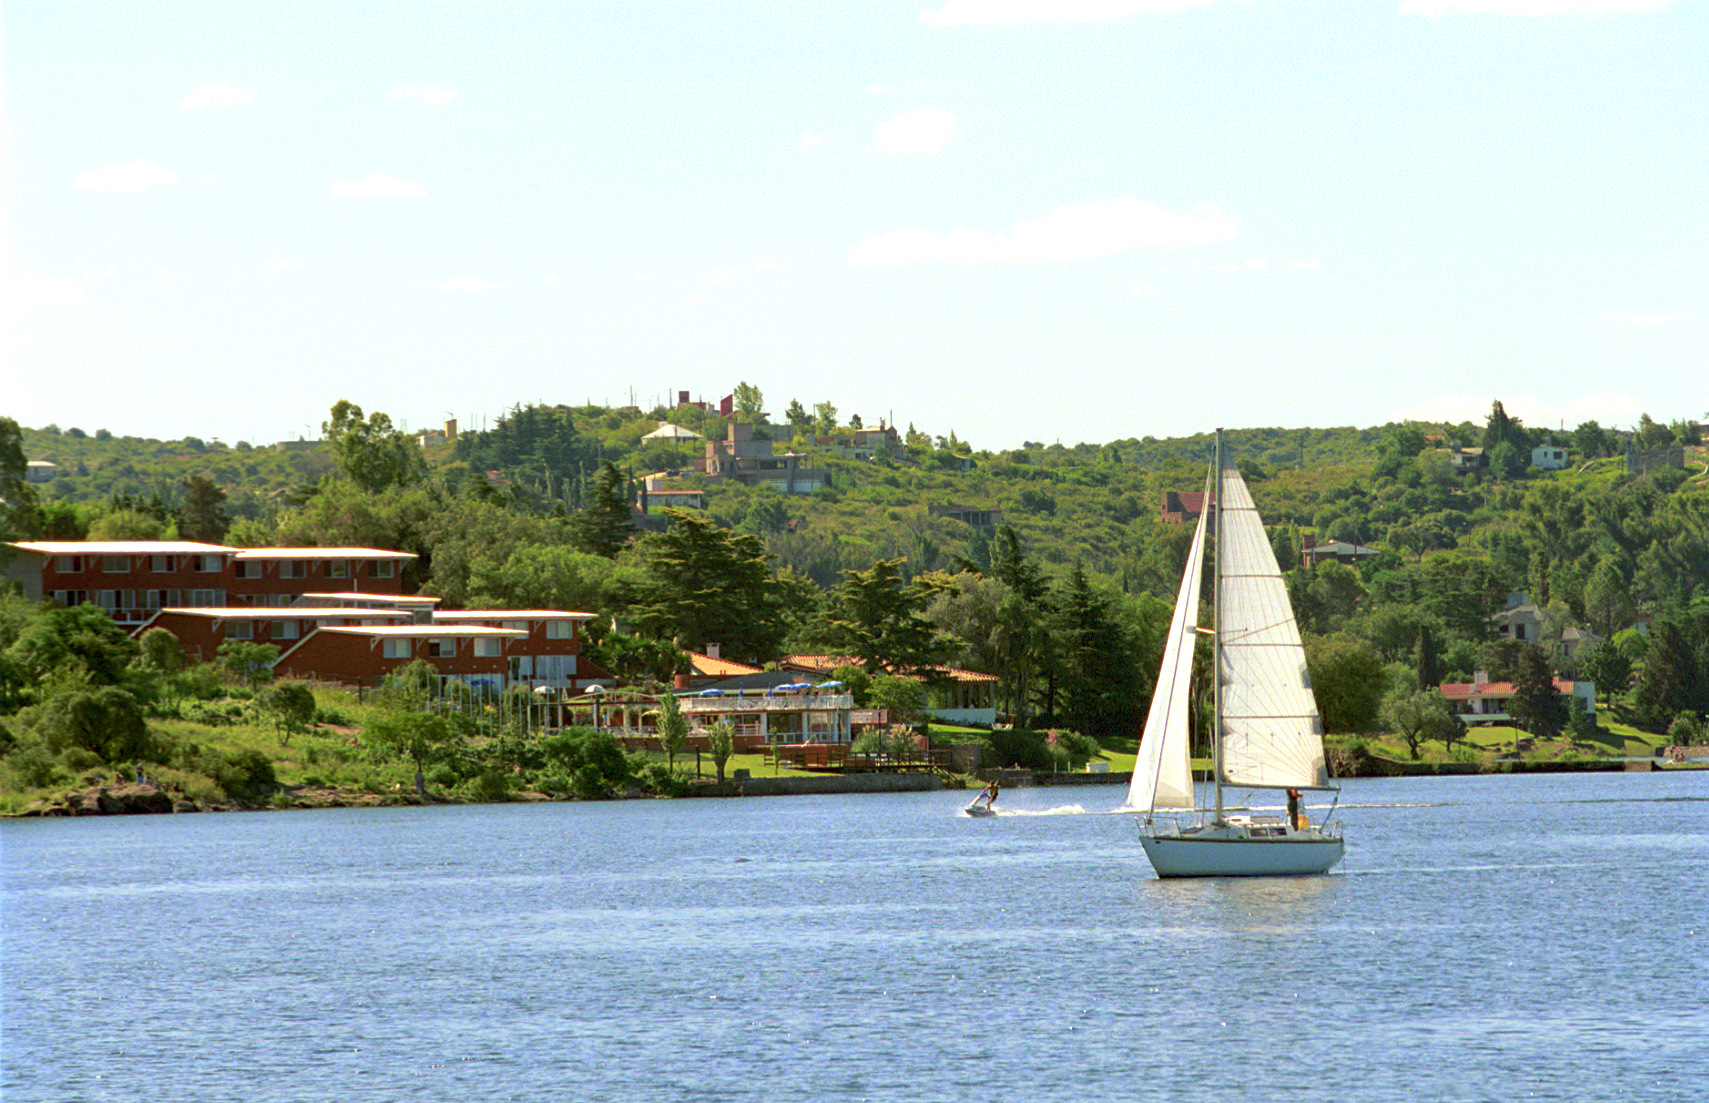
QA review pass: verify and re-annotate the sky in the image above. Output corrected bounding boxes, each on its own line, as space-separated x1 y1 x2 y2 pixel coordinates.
4 0 1706 452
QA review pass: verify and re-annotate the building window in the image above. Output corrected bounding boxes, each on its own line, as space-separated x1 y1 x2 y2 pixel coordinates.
501 620 529 632
234 560 262 579
473 638 501 657
196 555 223 573
150 555 173 573
327 560 350 579
226 620 254 640
428 638 457 658
97 590 122 613
382 638 412 659
371 560 395 579
103 556 129 573
54 555 84 573
52 590 90 606
545 620 574 640
276 620 300 640
281 561 307 579
188 589 224 607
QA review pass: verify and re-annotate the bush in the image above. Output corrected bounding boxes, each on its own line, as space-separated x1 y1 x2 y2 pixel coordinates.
4 744 65 790
38 686 155 763
986 728 1057 771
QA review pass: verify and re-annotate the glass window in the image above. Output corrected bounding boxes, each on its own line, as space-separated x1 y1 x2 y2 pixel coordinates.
275 620 300 640
197 555 223 573
103 556 128 573
371 560 395 578
281 561 307 579
429 638 457 658
545 620 574 640
382 638 411 659
327 560 350 579
150 555 173 573
473 638 501 657
54 555 84 572
226 620 254 640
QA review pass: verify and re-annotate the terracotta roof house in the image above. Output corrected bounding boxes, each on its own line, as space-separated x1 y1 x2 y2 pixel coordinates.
1301 535 1381 568
780 653 999 727
1160 490 1212 524
1438 672 1596 725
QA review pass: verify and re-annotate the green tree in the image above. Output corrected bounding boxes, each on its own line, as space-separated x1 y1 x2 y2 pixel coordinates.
8 604 139 688
628 510 790 662
0 416 41 546
868 675 927 726
1383 687 1462 760
323 400 426 493
216 640 280 688
38 685 153 763
813 401 838 436
656 690 689 772
365 709 459 794
1632 618 1699 730
175 474 229 542
1507 644 1568 738
1304 636 1386 733
732 382 765 423
87 509 172 541
1577 640 1631 707
707 719 735 782
785 399 813 433
1582 560 1635 638
1050 567 1144 739
257 681 317 744
816 558 949 678
573 461 637 557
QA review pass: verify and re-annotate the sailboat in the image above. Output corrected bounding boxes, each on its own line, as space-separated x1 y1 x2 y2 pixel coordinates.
1123 429 1345 877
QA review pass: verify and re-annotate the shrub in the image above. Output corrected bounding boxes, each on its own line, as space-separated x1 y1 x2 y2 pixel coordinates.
38 686 155 763
4 744 65 790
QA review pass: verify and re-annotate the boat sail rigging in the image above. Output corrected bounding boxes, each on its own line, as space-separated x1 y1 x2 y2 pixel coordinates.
1125 429 1344 878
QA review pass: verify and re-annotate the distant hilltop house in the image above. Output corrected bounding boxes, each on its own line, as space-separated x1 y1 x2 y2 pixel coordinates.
1447 444 1488 474
639 473 705 511
700 422 827 494
929 503 1003 529
1531 445 1568 470
780 653 999 728
416 418 458 449
274 438 321 452
642 422 704 443
1439 670 1597 726
1492 592 1600 659
1625 443 1685 475
836 422 903 461
25 460 57 483
1160 490 1212 524
1300 535 1380 568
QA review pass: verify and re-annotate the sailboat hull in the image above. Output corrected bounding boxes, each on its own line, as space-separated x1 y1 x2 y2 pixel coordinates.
1140 824 1344 878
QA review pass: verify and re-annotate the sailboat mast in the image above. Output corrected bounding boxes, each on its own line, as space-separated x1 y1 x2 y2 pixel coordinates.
1212 428 1226 825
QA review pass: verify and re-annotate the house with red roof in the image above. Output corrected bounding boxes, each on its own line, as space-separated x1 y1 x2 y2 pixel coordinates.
1438 670 1596 726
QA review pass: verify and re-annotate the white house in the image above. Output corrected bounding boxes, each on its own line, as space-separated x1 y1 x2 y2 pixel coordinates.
1531 445 1568 470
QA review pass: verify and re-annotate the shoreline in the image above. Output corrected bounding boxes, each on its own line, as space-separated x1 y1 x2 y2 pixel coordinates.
10 754 1703 817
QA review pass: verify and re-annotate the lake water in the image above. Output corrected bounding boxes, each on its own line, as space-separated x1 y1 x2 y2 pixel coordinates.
4 772 1707 1103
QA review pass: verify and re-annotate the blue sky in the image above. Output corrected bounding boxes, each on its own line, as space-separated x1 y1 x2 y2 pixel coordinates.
5 0 1705 451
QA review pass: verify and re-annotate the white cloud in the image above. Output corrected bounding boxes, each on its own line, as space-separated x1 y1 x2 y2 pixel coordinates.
261 257 302 276
923 0 1223 25
434 277 500 292
179 82 253 110
330 173 427 198
851 198 1237 266
72 160 178 193
1402 0 1672 14
391 85 457 106
1594 311 1689 326
874 108 957 155
8 272 87 309
799 129 826 150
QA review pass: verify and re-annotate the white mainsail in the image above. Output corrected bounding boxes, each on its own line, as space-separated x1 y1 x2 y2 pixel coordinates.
1124 501 1208 812
1215 464 1330 790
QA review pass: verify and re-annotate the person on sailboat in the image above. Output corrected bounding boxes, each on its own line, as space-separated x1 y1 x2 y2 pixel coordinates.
1287 789 1303 831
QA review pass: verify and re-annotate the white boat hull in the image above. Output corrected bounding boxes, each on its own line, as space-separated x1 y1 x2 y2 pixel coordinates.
1140 823 1344 878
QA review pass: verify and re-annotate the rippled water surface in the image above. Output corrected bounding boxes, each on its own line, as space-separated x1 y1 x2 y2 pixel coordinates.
5 771 1707 1102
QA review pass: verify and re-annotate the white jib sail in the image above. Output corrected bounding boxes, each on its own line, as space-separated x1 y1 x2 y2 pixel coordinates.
1124 501 1208 812
1215 465 1330 790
